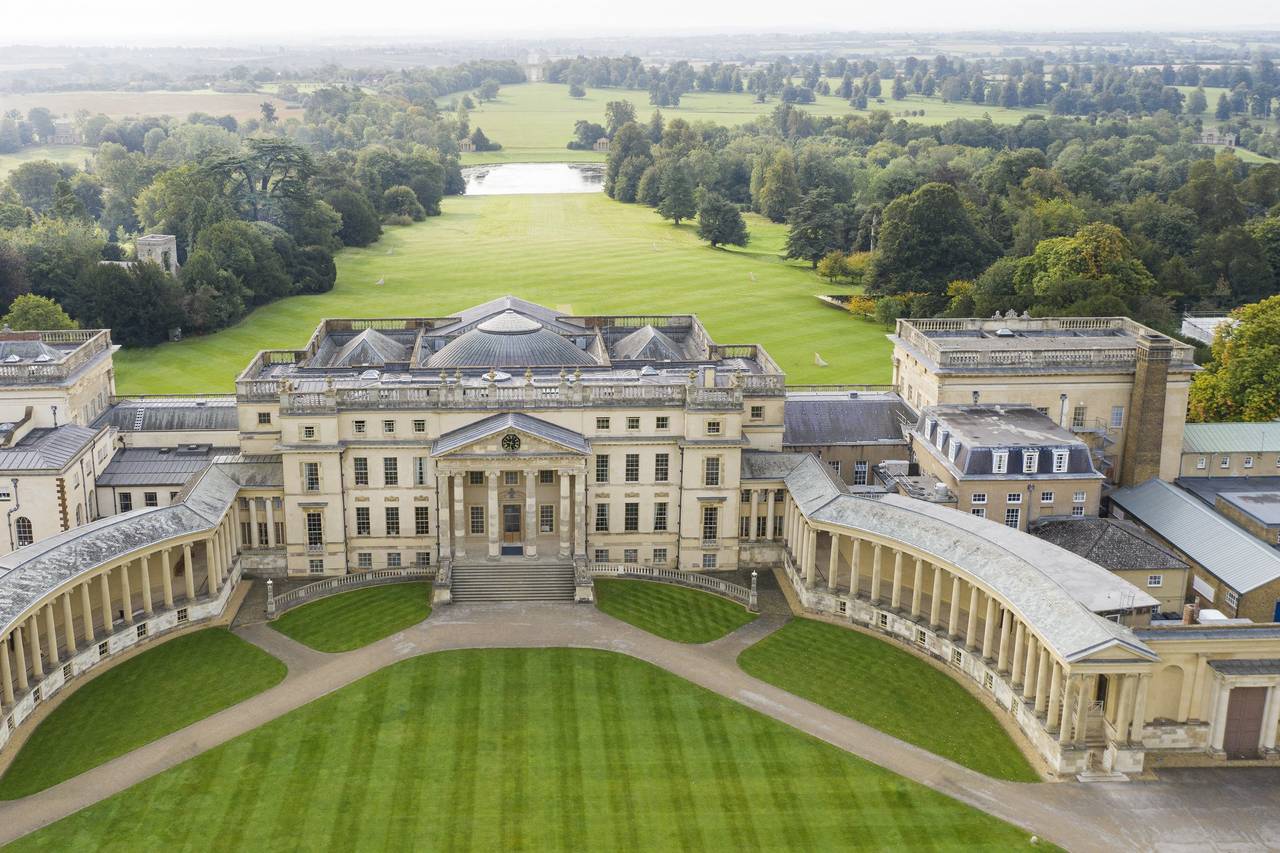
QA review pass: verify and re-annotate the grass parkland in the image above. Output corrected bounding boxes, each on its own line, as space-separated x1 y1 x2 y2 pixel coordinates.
269 583 431 652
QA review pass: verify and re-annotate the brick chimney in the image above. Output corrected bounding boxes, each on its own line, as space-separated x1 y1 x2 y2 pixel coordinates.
1119 333 1173 487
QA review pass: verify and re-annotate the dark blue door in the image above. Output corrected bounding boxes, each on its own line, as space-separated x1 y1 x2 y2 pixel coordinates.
1273 600 1280 623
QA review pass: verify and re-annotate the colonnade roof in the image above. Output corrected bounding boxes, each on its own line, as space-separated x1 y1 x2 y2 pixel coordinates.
777 453 1158 664
0 466 239 638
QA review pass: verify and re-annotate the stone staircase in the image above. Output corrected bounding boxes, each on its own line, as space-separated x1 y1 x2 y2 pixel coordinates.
450 562 576 602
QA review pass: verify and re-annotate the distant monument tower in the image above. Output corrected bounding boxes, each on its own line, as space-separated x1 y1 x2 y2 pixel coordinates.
135 235 180 278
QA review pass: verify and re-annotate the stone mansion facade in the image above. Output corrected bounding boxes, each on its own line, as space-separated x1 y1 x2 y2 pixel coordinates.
2 299 1279 777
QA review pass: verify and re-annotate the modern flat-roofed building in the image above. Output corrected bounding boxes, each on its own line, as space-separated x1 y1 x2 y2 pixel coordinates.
890 316 1197 486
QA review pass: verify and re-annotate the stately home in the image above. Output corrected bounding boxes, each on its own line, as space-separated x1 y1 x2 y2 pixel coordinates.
2 299 1279 778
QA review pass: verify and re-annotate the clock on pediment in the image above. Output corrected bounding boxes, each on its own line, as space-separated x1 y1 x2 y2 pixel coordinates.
501 433 521 452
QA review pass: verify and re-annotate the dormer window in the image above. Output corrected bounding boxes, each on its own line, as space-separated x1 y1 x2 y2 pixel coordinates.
1052 450 1069 473
1022 450 1039 474
992 451 1008 474
949 440 960 462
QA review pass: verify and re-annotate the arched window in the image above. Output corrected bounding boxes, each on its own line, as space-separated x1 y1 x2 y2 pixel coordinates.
15 516 33 547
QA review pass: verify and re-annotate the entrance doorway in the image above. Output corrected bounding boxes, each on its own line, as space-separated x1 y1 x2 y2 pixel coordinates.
501 504 523 556
1223 686 1267 759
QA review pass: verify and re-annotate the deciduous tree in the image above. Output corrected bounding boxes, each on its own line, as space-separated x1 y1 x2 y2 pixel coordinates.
1189 295 1280 421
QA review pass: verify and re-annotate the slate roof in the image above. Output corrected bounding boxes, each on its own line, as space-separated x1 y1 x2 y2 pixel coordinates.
1111 478 1280 593
0 425 101 472
97 446 238 487
1208 659 1280 675
1030 518 1188 573
783 392 911 447
0 465 238 638
426 311 598 369
95 398 238 433
611 325 690 361
211 454 285 487
914 405 1098 479
1178 476 1280 511
741 450 811 480
432 296 585 335
329 329 411 368
770 451 1157 661
1182 422 1280 454
432 412 590 455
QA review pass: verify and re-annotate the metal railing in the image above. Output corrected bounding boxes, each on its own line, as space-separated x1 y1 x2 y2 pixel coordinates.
584 563 757 611
267 568 433 617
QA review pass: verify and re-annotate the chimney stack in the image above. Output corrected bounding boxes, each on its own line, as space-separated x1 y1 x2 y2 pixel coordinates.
1119 333 1172 487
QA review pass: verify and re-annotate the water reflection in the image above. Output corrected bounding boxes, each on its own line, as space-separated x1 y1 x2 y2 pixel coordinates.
462 162 605 195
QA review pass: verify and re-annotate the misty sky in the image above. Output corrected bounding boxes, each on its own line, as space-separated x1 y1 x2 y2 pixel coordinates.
4 0 1276 44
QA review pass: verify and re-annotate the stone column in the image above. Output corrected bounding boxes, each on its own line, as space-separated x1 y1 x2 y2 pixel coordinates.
487 471 501 559
558 471 570 557
1259 684 1280 751
869 543 883 604
206 539 219 594
803 527 817 588
0 637 13 705
966 586 981 650
827 532 840 592
1074 675 1094 747
1034 647 1051 713
120 560 134 625
140 554 153 615
524 469 538 558
80 581 95 642
574 472 586 557
1210 681 1232 751
1047 662 1063 729
44 605 59 665
99 569 114 632
61 593 76 654
997 609 1012 673
232 501 243 551
248 498 259 548
265 499 277 547
454 474 467 559
1011 621 1027 688
929 565 944 628
11 625 26 690
438 474 452 562
1114 675 1136 745
749 489 760 541
850 537 863 598
982 597 998 660
183 543 196 600
1058 675 1077 744
1022 635 1038 701
28 616 44 678
910 557 923 618
161 549 174 609
947 575 963 637
890 550 904 609
765 489 776 540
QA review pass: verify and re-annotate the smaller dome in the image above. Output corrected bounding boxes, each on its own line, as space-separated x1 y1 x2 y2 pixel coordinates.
477 311 543 334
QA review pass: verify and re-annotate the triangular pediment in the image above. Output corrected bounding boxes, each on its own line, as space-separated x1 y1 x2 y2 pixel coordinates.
431 412 589 457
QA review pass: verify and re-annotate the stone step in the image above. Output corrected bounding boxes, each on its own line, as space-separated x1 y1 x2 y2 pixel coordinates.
450 563 576 602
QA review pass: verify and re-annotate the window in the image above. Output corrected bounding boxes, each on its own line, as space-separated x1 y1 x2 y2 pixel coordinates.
951 649 963 667
595 454 609 483
539 505 555 533
971 508 986 518
356 506 371 535
504 470 519 486
1073 491 1086 503
415 552 431 568
1220 456 1230 469
828 460 842 476
353 457 369 486
257 411 272 425
144 492 158 507
302 425 317 440
626 416 640 431
1007 493 1022 504
740 516 751 537
15 516 33 547
357 552 373 569
119 492 133 512
702 554 717 569
539 469 554 484
704 457 721 487
653 502 668 531
1035 407 1049 417
1004 507 1021 528
1052 450 1069 473
177 608 188 624
415 506 430 536
98 641 109 657
383 419 396 434
469 506 485 534
303 462 320 492
706 420 721 436
413 419 426 433
596 417 610 430
387 553 402 568
655 416 670 431
1041 491 1054 504
756 516 768 538
1196 456 1207 470
469 471 484 485
383 457 399 486
853 461 868 485
915 629 928 646
0 488 8 501
306 511 324 548
1245 456 1255 469
653 548 668 564
1225 589 1239 609
1023 450 1039 474
354 420 367 434
1110 406 1124 428
702 505 719 541
1071 506 1085 517
992 451 1008 474
624 502 639 532
971 492 987 505
310 559 325 574
654 453 670 482
1072 405 1087 429
623 548 638 563
595 503 609 532
625 453 640 482
414 457 428 487
1147 574 1163 588
983 672 994 691
593 549 609 562
750 405 764 420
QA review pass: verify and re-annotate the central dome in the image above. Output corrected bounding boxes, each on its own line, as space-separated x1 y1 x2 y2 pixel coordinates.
426 311 597 369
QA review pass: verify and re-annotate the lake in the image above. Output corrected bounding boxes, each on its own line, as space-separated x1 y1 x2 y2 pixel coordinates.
462 162 605 195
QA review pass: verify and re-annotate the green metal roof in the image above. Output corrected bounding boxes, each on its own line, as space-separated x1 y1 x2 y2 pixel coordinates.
1182 422 1280 455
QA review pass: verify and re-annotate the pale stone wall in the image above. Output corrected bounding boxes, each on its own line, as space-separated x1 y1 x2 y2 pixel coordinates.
1180 450 1280 477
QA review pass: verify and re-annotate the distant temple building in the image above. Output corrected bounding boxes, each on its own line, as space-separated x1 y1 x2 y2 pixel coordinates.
1197 129 1237 148
48 120 81 146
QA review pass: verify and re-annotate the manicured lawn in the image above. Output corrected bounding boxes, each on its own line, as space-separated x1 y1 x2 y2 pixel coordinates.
113 192 891 393
738 619 1039 782
269 582 431 652
8 649 1042 851
0 629 285 800
0 145 94 179
594 578 756 643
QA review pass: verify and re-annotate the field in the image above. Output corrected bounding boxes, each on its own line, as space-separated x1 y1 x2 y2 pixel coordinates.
8 649 1041 851
593 579 757 643
0 90 302 122
269 583 431 652
462 81 1044 163
0 144 95 179
113 192 891 394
